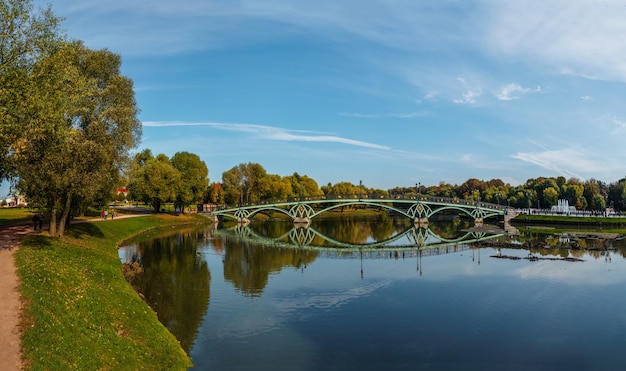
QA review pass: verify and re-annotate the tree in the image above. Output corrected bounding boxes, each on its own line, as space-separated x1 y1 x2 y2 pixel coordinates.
284 172 322 198
0 0 64 180
608 179 626 212
221 163 269 204
128 154 179 212
263 174 292 200
171 151 208 212
205 182 225 204
10 41 141 236
542 187 559 209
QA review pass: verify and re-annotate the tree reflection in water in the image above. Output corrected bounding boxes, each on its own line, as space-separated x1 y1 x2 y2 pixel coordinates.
123 227 211 353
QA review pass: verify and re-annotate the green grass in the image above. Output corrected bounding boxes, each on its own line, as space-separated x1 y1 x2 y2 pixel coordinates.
15 213 209 370
512 214 626 225
0 207 40 227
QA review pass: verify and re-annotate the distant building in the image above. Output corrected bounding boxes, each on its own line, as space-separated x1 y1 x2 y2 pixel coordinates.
4 194 27 207
116 187 129 197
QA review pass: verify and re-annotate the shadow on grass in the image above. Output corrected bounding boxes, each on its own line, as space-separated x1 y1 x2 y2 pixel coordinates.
21 235 54 250
66 222 105 239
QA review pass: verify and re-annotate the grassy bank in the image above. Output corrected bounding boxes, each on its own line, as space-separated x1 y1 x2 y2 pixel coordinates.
0 208 39 227
15 213 207 370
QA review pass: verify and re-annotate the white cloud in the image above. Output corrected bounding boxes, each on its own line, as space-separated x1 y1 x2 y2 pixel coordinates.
511 148 607 178
453 76 482 104
339 111 428 119
495 83 541 101
454 89 481 104
486 1 626 82
581 95 594 102
607 116 626 133
142 121 390 150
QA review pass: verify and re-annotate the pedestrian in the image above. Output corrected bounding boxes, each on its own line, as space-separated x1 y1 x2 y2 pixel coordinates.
101 210 105 219
104 210 108 220
38 214 43 230
32 214 40 230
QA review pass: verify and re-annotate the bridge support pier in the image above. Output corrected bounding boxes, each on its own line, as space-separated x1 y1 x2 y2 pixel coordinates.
294 217 311 228
237 218 250 225
414 218 429 227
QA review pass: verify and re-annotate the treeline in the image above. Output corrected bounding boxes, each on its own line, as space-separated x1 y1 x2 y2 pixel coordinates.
159 160 626 213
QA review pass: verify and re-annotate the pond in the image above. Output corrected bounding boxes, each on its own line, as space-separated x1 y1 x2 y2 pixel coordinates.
119 216 626 370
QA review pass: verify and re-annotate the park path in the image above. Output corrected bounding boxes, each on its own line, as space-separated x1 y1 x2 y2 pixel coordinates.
0 223 33 371
0 213 148 370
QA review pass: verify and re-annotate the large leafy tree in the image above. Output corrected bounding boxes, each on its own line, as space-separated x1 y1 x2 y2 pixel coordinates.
0 0 64 180
171 151 208 212
221 162 267 205
11 41 141 236
128 153 179 213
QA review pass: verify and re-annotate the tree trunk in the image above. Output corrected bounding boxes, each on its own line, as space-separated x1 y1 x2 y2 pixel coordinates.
57 191 73 237
49 197 60 237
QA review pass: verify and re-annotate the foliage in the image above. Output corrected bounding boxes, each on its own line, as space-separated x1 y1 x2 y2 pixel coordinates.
0 0 64 180
4 39 141 236
171 151 209 211
15 214 204 370
124 226 211 353
204 182 225 204
128 151 209 212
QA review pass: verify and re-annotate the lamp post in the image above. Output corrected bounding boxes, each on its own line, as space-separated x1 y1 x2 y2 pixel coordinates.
359 180 363 200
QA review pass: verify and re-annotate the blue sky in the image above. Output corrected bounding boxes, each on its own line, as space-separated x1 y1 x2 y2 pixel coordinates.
8 0 626 196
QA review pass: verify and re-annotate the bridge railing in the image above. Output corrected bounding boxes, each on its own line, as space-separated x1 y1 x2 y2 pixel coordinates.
211 193 508 212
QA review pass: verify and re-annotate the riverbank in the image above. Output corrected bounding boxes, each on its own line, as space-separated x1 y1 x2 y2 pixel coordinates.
13 213 207 370
512 213 626 227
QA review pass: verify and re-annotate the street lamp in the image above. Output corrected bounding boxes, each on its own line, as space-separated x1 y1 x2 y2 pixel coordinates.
359 180 363 200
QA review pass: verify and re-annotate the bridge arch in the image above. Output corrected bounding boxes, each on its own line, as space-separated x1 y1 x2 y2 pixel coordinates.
211 195 507 225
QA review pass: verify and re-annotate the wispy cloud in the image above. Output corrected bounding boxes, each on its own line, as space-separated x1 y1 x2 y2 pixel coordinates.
486 2 626 82
606 115 626 134
339 111 428 119
453 77 482 104
142 121 390 150
495 83 541 101
511 148 605 178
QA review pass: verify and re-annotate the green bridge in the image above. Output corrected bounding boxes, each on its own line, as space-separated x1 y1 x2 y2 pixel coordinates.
210 194 512 226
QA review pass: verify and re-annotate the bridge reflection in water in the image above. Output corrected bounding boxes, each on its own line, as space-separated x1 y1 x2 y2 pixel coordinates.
214 224 503 277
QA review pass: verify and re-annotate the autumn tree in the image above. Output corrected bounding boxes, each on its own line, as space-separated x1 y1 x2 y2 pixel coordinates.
284 172 322 198
205 182 225 204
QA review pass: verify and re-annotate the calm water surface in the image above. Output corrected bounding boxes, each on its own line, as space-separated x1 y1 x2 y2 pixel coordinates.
119 218 626 370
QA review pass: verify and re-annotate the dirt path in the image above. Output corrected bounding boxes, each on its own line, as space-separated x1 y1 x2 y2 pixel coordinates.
0 224 34 371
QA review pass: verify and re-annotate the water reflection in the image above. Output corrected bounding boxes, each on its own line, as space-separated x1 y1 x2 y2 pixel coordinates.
119 227 211 353
223 242 318 297
217 221 506 250
118 216 626 369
